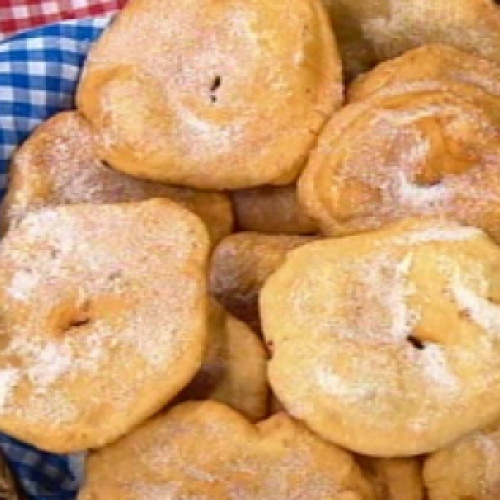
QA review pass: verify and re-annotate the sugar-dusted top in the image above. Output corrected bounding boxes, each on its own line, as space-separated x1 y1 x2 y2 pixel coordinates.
0 199 209 453
78 401 375 499
299 83 500 241
261 218 500 456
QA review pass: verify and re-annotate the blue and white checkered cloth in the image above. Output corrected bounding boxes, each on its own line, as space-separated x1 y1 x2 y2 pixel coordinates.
0 15 111 196
0 16 112 500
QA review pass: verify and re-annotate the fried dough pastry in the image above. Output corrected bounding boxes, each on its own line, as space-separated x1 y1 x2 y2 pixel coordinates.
261 219 500 456
178 301 268 422
424 420 500 500
299 84 500 240
78 401 375 500
232 185 317 235
1 111 232 243
210 232 315 331
77 0 342 189
358 456 424 500
0 200 209 453
321 0 500 79
349 44 500 103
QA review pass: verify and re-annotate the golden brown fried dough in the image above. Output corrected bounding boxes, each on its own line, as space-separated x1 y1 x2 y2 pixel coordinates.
349 44 500 103
232 185 317 235
178 301 268 422
210 232 316 331
424 421 500 500
299 84 500 240
261 219 500 456
358 456 424 500
77 0 342 189
1 111 232 243
0 200 209 453
321 0 500 79
78 401 375 500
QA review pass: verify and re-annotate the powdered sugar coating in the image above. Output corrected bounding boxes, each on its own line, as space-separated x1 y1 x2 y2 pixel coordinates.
452 274 500 337
299 85 500 241
0 200 209 453
1 111 233 244
77 0 342 189
78 401 375 500
392 224 482 245
261 219 500 456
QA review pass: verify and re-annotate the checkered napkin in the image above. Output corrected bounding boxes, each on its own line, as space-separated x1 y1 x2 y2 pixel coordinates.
0 0 125 42
0 17 111 500
0 16 110 193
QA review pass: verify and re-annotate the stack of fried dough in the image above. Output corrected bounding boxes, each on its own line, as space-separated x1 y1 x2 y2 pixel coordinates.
1 0 500 498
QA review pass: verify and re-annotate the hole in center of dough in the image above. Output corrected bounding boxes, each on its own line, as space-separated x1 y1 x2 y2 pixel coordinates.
68 315 91 329
406 334 425 350
209 75 222 103
56 300 93 334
